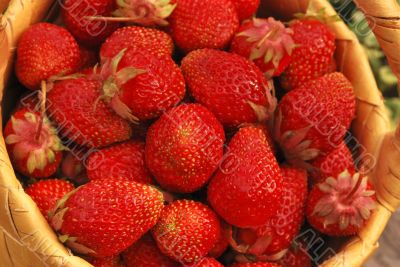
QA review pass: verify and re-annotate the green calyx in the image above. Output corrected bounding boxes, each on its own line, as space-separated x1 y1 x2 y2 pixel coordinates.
98 49 146 123
113 0 177 26
6 112 65 174
237 17 296 76
293 4 341 25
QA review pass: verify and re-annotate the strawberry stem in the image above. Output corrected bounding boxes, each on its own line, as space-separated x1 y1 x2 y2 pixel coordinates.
345 173 363 202
35 81 46 142
85 15 144 23
257 27 279 48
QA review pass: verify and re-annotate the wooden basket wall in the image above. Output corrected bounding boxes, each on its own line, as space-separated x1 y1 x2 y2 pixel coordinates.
0 0 399 266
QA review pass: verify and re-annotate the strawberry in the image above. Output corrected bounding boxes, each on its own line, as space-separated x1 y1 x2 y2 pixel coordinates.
91 255 125 267
280 18 336 90
122 234 178 267
4 108 64 178
168 0 239 52
152 200 220 264
94 47 185 122
231 17 295 78
61 0 120 47
181 49 276 126
229 263 280 267
86 141 154 184
100 26 174 59
278 242 311 267
231 0 260 21
15 23 80 90
208 126 283 228
274 72 356 164
231 167 308 257
208 220 230 258
145 104 225 193
47 77 132 148
50 178 164 257
306 170 376 236
25 179 75 220
193 257 223 266
310 143 355 184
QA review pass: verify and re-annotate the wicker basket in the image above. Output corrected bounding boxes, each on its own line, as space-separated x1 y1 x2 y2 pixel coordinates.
0 0 399 266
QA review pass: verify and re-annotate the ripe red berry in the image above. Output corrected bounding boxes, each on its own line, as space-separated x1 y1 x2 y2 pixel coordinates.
280 18 336 90
61 0 120 47
182 49 276 126
96 47 185 122
168 0 239 52
231 167 308 256
275 72 356 164
86 141 153 184
50 178 164 257
100 26 174 59
16 23 80 90
25 179 75 220
152 200 220 264
208 126 283 228
231 0 260 21
47 77 132 148
122 234 178 267
310 143 355 184
146 104 225 193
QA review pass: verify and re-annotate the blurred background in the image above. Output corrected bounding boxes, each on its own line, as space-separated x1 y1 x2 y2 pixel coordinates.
330 1 400 266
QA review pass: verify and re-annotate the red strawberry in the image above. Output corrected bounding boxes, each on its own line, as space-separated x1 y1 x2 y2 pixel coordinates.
91 255 125 267
310 143 355 184
95 47 185 122
25 179 75 219
86 141 153 184
50 178 164 257
274 72 355 164
306 170 376 236
4 108 64 178
122 234 178 267
231 17 295 78
231 0 260 21
278 242 311 267
230 263 280 267
193 257 223 266
231 167 308 257
208 126 283 228
181 49 276 126
168 0 239 52
280 18 336 90
152 200 220 264
61 0 120 47
15 23 80 90
100 26 174 59
47 77 132 148
146 104 225 193
208 221 230 258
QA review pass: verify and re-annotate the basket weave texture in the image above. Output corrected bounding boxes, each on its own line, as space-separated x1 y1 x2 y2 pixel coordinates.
0 0 399 266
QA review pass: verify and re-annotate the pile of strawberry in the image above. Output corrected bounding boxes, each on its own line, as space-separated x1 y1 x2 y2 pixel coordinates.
5 0 377 266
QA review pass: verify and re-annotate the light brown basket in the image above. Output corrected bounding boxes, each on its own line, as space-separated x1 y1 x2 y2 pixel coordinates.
0 0 399 266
